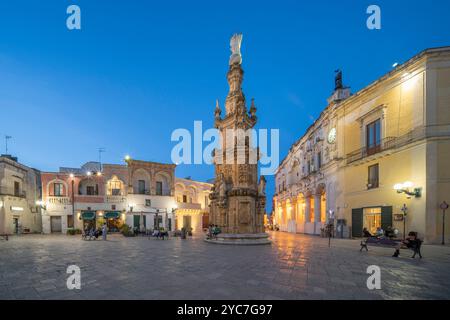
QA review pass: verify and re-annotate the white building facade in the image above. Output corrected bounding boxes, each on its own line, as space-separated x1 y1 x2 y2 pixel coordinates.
0 155 42 235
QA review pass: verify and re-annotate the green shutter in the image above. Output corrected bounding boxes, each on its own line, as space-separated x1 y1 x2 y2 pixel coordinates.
352 208 363 237
143 215 147 228
381 206 393 230
133 215 140 228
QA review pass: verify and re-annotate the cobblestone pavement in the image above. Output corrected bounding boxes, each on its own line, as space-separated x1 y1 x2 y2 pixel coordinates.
1 231 450 300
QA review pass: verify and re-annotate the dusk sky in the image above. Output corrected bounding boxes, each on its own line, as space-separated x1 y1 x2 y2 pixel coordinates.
1 0 450 212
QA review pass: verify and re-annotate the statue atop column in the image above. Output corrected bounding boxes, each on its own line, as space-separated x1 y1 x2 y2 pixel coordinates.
229 33 243 65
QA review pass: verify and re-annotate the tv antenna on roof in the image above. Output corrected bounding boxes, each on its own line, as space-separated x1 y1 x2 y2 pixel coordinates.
5 135 12 155
98 147 106 171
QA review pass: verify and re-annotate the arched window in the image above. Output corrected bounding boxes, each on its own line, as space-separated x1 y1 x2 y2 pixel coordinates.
107 176 124 196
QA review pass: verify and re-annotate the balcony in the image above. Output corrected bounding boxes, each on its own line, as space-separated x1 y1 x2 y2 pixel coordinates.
346 128 426 164
177 202 202 210
106 195 127 203
0 187 26 198
47 196 71 205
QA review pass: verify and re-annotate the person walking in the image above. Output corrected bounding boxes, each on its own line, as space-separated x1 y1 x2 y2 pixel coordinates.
102 223 107 241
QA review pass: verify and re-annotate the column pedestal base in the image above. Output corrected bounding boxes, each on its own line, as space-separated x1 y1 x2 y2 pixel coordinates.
205 233 271 245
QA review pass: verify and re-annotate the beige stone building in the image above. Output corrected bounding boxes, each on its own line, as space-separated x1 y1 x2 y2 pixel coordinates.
0 155 42 234
274 47 450 244
174 178 212 234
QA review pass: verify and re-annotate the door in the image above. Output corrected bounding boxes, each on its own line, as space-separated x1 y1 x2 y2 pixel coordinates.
363 207 382 235
50 216 62 233
13 218 19 234
183 215 192 230
133 215 140 229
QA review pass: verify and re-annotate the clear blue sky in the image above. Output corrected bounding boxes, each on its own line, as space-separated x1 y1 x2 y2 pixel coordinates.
1 0 450 212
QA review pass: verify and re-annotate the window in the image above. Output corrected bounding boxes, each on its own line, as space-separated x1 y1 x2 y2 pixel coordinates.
366 119 381 155
368 164 379 189
86 185 98 195
14 181 20 196
138 180 146 194
156 181 163 195
145 199 151 207
183 195 187 203
111 205 116 210
53 183 63 196
363 207 382 235
317 152 322 169
109 180 122 196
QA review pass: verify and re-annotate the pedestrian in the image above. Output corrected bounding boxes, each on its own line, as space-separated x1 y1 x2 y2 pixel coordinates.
102 223 107 241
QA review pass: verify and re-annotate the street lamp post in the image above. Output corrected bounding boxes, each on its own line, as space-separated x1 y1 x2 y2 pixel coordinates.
70 174 75 229
440 201 449 245
155 209 159 231
401 204 408 240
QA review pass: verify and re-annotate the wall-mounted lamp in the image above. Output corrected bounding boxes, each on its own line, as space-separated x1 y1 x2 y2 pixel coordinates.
35 200 47 210
393 181 422 198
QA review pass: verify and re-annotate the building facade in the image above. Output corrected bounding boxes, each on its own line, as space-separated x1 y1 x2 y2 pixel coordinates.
40 159 177 234
174 178 212 234
0 155 42 234
274 47 450 244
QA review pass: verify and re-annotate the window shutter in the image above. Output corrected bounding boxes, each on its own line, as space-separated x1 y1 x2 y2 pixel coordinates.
133 215 140 228
352 208 363 237
381 206 393 231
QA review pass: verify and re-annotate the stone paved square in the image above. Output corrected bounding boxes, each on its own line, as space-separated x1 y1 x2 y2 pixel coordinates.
1 232 450 300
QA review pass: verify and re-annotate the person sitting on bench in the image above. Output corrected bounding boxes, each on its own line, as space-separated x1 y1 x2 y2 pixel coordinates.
375 227 384 238
393 231 422 258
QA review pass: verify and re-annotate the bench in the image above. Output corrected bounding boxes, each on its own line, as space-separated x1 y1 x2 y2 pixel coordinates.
0 234 8 241
360 237 423 259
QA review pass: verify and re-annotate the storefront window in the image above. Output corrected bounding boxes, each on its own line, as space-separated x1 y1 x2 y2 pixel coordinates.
363 207 382 234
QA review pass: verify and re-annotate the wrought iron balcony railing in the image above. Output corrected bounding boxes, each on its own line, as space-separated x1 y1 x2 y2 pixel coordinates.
346 128 426 164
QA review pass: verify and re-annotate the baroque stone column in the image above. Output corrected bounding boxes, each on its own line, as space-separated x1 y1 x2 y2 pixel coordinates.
206 33 269 245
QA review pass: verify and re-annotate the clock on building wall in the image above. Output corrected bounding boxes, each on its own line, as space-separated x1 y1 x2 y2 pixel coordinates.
328 128 337 144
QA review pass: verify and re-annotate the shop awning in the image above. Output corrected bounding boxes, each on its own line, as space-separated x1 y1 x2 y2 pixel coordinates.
81 211 96 220
104 211 120 219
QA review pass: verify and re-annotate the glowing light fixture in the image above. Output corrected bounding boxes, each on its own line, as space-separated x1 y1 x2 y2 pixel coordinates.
393 181 422 198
